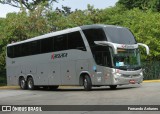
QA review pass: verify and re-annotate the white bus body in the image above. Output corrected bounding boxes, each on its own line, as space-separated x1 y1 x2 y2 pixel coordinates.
6 24 149 90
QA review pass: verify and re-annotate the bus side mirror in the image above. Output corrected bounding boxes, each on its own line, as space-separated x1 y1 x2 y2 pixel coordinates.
138 43 149 55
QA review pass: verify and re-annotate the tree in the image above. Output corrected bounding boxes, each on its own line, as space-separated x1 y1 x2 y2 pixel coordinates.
117 0 146 10
119 8 160 60
149 0 160 12
0 0 59 11
117 0 160 11
55 5 72 16
0 18 7 74
0 11 51 79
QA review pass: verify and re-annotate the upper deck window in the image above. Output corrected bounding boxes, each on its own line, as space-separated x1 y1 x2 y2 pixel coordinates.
83 28 107 47
54 34 67 52
7 31 86 58
68 31 86 51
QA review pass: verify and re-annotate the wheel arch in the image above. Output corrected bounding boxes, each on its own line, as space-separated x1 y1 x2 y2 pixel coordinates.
26 74 34 81
79 71 91 86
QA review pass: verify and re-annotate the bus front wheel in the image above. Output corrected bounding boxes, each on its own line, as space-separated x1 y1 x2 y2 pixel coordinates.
27 77 35 90
83 75 92 91
19 77 27 90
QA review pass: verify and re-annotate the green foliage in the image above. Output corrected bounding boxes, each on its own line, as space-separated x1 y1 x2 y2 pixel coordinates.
2 12 50 43
117 0 160 12
0 10 51 77
99 5 127 25
121 9 160 60
117 0 148 10
55 5 72 16
0 70 6 86
0 0 59 11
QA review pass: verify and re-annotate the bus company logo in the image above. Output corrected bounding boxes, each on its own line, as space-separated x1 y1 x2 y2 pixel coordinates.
126 45 135 49
51 53 68 60
121 44 135 49
121 44 126 48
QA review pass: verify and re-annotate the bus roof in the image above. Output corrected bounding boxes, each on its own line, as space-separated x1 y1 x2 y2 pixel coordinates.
7 27 81 46
80 24 124 30
7 24 125 47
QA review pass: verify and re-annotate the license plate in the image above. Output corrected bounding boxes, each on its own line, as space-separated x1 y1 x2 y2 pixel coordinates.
129 80 135 84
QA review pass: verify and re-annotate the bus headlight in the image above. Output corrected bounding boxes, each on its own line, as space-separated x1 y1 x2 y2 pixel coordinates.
140 72 143 76
116 73 122 77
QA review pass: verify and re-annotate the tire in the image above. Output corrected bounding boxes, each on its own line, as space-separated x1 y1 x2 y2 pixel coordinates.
27 77 35 90
48 86 59 90
19 77 27 90
83 75 92 91
109 85 117 90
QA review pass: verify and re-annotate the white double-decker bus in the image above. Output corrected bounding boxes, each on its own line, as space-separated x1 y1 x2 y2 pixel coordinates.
6 24 149 91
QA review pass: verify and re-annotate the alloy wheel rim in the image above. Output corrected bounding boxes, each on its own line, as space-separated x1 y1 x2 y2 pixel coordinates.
21 80 25 88
28 80 33 89
84 79 87 88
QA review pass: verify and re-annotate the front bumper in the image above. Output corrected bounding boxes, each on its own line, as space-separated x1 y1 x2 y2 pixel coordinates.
112 75 143 85
110 68 143 85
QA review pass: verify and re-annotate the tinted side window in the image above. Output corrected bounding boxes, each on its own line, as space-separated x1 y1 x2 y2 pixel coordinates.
83 29 112 67
30 40 41 55
21 43 29 57
54 34 67 52
7 46 14 58
41 37 53 53
92 46 112 67
68 31 86 51
14 44 21 57
83 28 107 47
21 40 40 57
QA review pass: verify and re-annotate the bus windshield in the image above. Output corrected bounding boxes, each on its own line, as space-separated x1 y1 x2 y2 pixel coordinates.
112 49 141 70
105 27 136 44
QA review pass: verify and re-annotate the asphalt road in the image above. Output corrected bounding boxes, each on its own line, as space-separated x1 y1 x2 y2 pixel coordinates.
0 82 160 114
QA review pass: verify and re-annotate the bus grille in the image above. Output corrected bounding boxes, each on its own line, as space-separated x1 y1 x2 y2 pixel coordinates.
122 74 140 78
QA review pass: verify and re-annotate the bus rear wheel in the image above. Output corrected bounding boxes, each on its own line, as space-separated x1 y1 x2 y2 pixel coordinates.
27 77 35 90
109 85 117 90
83 75 92 91
19 77 27 90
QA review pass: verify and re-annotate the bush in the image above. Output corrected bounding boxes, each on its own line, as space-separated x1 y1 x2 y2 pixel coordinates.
0 70 6 86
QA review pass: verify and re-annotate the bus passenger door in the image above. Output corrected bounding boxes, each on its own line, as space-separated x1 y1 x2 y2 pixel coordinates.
93 65 105 85
93 51 110 85
61 61 76 85
48 62 61 85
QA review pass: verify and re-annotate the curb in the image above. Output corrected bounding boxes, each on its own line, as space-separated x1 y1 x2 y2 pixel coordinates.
143 80 160 83
0 86 19 89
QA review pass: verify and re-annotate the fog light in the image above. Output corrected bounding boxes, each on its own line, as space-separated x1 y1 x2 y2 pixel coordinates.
115 78 120 82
